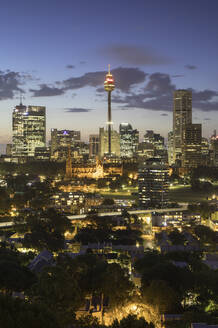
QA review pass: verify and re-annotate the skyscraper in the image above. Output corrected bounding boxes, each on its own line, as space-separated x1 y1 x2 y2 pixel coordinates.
12 103 46 158
173 90 192 162
182 124 202 168
104 65 115 156
50 129 81 159
89 134 99 158
99 127 120 158
138 158 169 209
210 131 218 167
119 123 139 158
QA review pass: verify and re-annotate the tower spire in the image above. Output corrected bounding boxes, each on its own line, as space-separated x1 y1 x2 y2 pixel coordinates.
108 64 110 74
20 92 23 106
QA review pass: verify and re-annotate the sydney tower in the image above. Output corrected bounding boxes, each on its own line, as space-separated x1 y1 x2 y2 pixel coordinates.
104 65 115 156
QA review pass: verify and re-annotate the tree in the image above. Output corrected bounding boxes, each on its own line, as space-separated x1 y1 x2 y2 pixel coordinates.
112 314 154 328
15 208 73 252
142 280 180 313
168 229 186 246
194 225 217 245
0 247 36 295
0 294 59 328
29 264 83 327
102 198 115 206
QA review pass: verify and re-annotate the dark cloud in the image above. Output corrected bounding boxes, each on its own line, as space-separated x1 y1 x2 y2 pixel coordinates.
204 118 211 121
113 73 218 112
172 74 184 78
66 65 75 69
161 113 168 116
185 65 197 70
30 84 64 97
100 45 172 65
0 70 24 100
62 67 147 92
80 61 86 65
65 108 94 113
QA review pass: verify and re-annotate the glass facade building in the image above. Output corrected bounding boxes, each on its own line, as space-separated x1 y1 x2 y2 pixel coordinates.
138 158 169 209
12 104 46 157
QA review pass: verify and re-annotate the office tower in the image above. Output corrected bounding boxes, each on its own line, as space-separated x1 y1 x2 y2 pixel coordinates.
138 158 169 208
182 124 202 168
12 103 46 157
50 129 81 160
173 90 192 162
119 123 139 158
139 130 167 161
6 144 12 156
89 134 99 158
168 131 174 166
34 146 50 161
99 127 120 158
210 131 218 167
104 65 115 156
201 137 210 166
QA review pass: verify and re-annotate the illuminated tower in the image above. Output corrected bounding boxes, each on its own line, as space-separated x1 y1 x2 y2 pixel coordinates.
104 65 115 155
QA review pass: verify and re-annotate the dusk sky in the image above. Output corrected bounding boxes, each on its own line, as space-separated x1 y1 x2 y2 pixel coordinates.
1 0 218 147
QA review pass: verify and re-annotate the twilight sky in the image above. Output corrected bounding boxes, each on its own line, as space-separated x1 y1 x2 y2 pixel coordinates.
0 0 218 146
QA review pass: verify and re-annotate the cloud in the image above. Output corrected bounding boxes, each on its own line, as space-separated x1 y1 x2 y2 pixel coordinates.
160 113 168 116
66 65 75 69
172 74 184 78
80 61 86 65
30 84 64 97
100 44 172 65
113 73 218 112
62 67 147 92
65 108 95 113
0 70 24 100
203 118 211 121
185 65 197 70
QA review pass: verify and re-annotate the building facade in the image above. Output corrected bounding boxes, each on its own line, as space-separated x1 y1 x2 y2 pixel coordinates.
173 90 192 163
138 158 169 209
50 129 81 161
99 127 120 158
181 124 202 168
89 134 99 158
12 103 46 158
119 123 139 158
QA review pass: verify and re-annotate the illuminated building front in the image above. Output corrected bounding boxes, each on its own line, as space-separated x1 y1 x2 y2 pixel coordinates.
138 158 169 208
12 103 46 158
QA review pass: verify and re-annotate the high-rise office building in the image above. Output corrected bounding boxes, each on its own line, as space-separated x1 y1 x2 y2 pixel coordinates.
89 134 99 158
12 103 46 157
138 130 167 162
138 158 169 208
173 90 192 162
99 127 120 158
119 123 139 158
182 124 202 168
50 129 81 160
210 131 218 167
168 131 174 166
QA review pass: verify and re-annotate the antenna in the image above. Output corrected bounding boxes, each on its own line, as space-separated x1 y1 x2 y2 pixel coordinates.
20 92 23 106
108 64 110 74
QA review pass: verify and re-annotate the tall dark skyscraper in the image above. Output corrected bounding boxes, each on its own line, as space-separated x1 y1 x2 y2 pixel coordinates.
173 90 192 162
104 65 115 156
138 158 169 208
12 103 46 158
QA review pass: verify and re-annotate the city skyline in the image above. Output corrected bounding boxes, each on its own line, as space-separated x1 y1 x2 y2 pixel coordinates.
0 0 218 146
